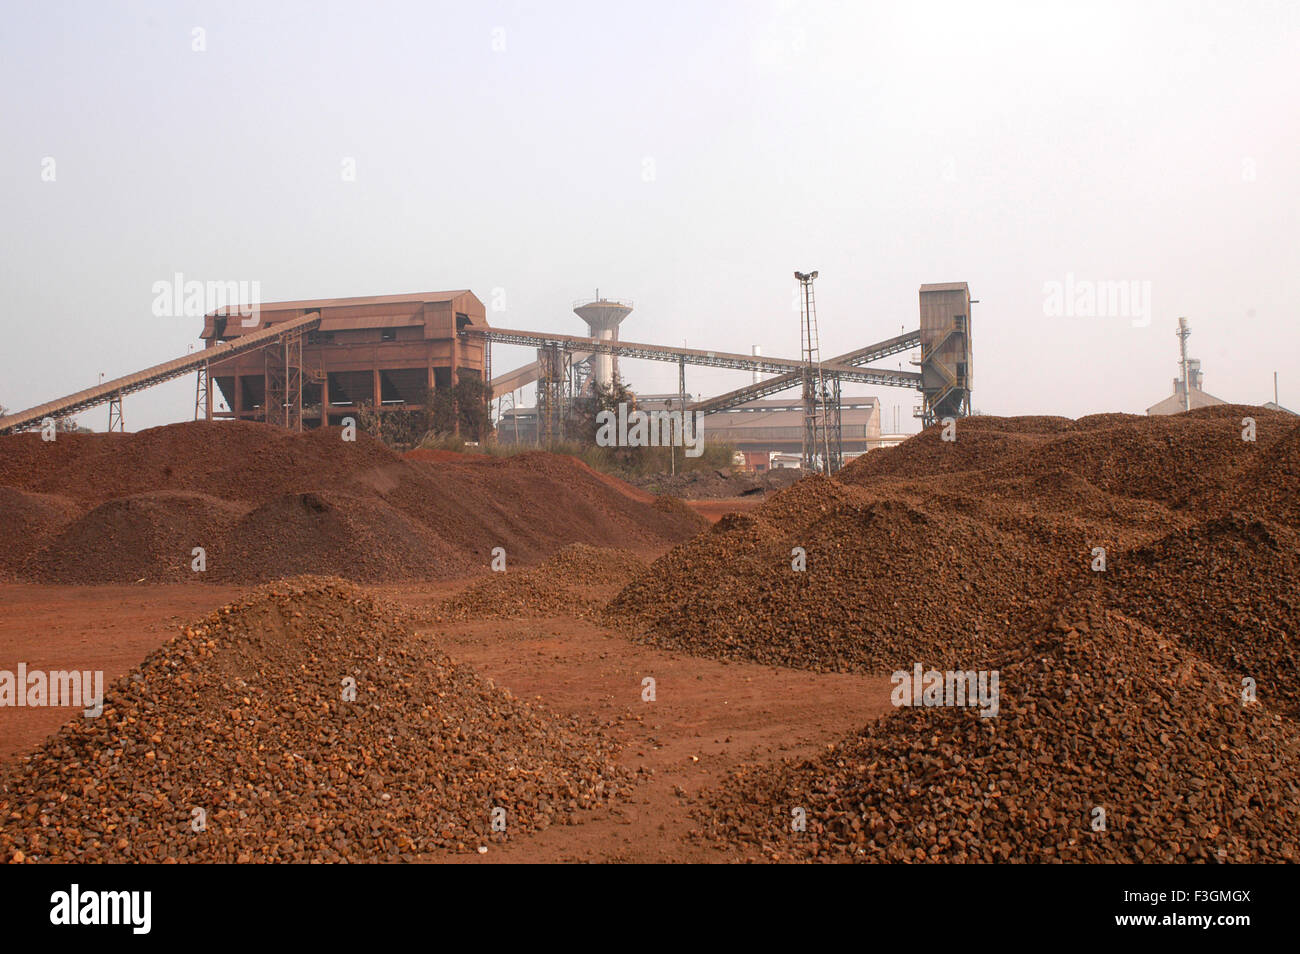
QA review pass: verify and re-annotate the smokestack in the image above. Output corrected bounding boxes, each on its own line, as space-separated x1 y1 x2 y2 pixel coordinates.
1177 317 1192 412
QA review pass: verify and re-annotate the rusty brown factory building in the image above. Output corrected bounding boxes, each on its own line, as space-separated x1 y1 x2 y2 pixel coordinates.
200 290 487 427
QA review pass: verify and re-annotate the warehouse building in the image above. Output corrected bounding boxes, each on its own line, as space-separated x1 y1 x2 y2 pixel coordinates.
703 397 885 469
498 394 890 469
1146 359 1227 415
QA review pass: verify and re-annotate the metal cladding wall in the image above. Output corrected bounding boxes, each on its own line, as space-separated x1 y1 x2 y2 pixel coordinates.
705 402 881 451
200 291 487 427
918 282 973 425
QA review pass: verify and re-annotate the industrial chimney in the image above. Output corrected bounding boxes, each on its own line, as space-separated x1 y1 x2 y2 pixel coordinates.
574 293 633 387
1176 317 1192 411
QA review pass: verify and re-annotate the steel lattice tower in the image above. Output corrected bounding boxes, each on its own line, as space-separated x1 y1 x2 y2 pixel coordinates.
796 270 836 472
536 344 572 444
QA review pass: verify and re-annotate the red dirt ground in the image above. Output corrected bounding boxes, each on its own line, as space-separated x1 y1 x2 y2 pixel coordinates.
0 584 245 761
0 574 890 862
422 614 889 863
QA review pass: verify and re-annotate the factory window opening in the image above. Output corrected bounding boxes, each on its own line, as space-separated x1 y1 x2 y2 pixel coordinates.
380 328 397 342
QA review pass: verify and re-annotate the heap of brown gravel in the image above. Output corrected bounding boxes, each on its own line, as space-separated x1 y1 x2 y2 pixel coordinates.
1103 512 1300 719
0 578 629 863
607 410 1300 678
698 598 1300 863
0 421 704 584
436 544 649 622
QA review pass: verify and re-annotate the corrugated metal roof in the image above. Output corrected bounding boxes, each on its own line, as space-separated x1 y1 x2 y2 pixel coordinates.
207 290 473 316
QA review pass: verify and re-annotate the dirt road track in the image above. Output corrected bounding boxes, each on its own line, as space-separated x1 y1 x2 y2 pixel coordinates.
424 616 890 862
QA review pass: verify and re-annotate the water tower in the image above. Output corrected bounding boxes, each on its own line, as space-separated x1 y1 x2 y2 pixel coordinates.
574 293 632 388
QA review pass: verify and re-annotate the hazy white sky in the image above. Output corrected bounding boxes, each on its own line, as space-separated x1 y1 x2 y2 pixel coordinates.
2 0 1297 431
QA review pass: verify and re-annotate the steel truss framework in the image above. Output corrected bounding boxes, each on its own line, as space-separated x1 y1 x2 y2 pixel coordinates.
0 312 322 434
693 330 921 416
265 330 305 431
825 373 843 472
194 361 210 421
535 344 572 445
463 327 920 389
797 271 831 472
107 393 125 433
469 325 935 459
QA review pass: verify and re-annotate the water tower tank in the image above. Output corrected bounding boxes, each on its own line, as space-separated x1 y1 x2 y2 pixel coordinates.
574 295 633 387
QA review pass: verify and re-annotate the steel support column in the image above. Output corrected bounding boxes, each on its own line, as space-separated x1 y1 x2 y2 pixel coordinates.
194 361 211 421
265 330 304 431
107 392 124 432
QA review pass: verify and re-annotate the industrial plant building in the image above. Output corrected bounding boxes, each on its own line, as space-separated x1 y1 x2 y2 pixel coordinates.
917 282 973 426
1146 360 1227 415
198 290 488 428
0 277 973 473
708 398 885 468
1146 318 1227 416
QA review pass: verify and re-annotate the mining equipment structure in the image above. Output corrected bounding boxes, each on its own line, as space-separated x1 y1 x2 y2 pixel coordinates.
0 281 973 444
917 282 973 427
198 291 489 432
795 270 841 473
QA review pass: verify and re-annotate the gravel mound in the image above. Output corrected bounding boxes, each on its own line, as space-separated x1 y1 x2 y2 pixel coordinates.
0 421 705 584
218 491 473 583
699 598 1300 863
0 578 628 862
437 545 649 622
841 407 1297 507
538 543 649 586
29 492 244 584
0 487 79 579
651 494 710 529
607 412 1300 676
608 490 1046 672
1188 420 1300 527
1104 513 1300 718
